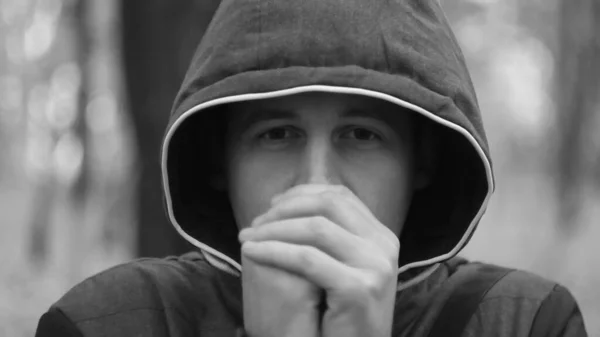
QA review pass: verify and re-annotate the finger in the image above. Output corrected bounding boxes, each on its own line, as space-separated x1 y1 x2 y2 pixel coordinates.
240 216 368 263
271 184 344 205
255 192 371 238
271 184 389 239
283 185 401 252
263 192 400 260
264 184 401 258
241 240 357 291
272 184 376 224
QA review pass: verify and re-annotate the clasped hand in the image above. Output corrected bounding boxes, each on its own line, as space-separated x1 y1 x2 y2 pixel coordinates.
240 184 399 337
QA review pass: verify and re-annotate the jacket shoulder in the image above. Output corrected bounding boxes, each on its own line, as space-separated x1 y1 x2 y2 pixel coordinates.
444 259 559 300
483 265 557 301
460 263 587 337
40 252 220 336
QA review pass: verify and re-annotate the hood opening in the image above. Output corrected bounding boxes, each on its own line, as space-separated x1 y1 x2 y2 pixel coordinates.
399 120 487 266
167 107 241 264
164 87 491 274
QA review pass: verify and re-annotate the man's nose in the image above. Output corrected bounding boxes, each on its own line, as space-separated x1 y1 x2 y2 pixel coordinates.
296 137 340 185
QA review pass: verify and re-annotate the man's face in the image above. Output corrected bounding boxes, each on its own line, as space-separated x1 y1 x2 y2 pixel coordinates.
225 92 416 237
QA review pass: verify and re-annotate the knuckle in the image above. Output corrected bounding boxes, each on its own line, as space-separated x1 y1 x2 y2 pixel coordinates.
334 184 351 195
337 278 362 300
377 229 400 260
308 216 329 242
298 247 316 270
363 276 380 295
390 233 400 251
361 273 388 299
320 192 344 215
377 259 397 279
342 264 395 302
344 274 380 301
388 236 401 259
319 190 339 206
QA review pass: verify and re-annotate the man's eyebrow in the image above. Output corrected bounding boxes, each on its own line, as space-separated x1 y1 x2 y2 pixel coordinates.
234 108 299 129
343 108 414 142
342 108 397 126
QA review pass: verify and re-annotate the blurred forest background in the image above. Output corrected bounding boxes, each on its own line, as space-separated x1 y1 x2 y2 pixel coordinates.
0 0 598 335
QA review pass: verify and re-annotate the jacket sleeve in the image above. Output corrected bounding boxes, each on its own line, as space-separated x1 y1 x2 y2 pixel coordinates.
32 255 220 336
528 284 588 337
460 270 589 337
558 309 588 337
35 307 84 337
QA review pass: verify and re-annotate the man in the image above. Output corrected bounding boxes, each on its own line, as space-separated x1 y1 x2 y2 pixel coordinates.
35 0 587 336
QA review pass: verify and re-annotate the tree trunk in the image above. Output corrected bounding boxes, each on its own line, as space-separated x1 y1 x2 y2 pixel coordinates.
120 0 221 257
555 0 600 232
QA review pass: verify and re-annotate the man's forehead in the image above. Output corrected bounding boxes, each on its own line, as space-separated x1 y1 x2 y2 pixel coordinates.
226 93 411 128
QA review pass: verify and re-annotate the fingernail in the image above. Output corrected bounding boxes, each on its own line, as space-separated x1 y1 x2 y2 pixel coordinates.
238 227 255 242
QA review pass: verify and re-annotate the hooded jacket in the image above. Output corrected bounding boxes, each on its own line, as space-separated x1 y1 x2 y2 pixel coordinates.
35 0 587 336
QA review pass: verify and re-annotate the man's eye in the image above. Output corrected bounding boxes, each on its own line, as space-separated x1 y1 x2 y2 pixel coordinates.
258 127 299 141
343 128 382 142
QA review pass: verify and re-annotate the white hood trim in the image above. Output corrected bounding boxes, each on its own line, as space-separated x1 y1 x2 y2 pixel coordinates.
161 85 494 280
396 263 441 292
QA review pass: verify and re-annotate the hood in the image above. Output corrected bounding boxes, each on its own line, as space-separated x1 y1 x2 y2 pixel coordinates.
161 0 494 277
